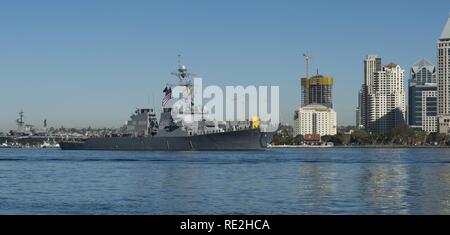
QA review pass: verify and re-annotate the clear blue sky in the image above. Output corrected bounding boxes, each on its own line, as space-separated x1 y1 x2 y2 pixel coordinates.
1 0 450 131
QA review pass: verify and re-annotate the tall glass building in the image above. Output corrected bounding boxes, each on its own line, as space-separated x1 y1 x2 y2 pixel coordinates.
408 59 437 133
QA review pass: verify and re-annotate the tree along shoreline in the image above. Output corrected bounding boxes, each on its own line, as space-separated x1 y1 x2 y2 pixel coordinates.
271 125 450 147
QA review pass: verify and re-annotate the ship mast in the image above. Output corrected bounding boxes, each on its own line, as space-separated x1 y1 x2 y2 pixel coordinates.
170 55 195 113
16 110 25 130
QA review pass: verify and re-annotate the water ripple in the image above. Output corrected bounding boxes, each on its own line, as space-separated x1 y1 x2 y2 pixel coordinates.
0 148 449 214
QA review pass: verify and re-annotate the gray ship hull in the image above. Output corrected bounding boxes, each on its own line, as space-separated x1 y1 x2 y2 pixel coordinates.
59 129 271 151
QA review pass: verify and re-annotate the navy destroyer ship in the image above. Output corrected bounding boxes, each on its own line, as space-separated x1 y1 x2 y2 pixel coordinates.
59 64 275 151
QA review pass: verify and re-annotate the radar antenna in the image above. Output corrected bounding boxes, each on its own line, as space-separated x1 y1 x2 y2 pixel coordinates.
166 56 199 114
16 109 25 130
170 61 195 85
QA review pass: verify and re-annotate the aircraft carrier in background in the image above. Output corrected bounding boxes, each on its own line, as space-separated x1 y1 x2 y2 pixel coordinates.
59 63 276 151
0 111 62 148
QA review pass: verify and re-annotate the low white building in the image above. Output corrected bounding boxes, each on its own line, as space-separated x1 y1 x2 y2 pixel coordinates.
438 115 450 134
293 104 337 137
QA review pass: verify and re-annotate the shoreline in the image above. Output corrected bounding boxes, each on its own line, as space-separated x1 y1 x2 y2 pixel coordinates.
269 145 449 149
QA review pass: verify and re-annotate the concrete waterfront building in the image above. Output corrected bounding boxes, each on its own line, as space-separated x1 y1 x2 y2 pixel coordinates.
293 104 337 137
356 55 382 129
301 75 334 108
408 59 437 133
437 14 450 134
367 63 406 133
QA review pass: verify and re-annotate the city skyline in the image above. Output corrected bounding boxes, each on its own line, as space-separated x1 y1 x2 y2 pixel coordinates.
1 1 450 132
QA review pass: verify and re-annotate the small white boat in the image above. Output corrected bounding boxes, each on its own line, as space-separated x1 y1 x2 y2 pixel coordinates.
41 141 60 149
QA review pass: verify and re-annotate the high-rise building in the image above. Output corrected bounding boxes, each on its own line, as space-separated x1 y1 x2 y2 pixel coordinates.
294 104 337 137
364 55 383 91
367 63 406 133
301 75 334 108
437 14 450 134
356 85 366 129
408 59 437 133
356 55 382 129
355 106 361 128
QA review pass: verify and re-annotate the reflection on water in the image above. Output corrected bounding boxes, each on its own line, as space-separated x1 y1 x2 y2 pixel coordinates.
0 148 450 214
358 164 409 214
298 164 338 213
413 165 450 214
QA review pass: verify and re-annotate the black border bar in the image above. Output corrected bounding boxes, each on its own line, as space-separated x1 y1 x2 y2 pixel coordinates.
0 215 447 233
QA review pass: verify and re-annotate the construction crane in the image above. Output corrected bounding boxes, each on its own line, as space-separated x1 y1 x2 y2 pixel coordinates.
302 53 312 106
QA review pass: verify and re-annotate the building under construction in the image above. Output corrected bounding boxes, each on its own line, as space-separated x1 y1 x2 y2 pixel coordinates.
294 53 337 139
301 75 334 108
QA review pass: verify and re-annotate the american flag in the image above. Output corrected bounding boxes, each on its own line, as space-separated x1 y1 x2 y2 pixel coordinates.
162 87 172 107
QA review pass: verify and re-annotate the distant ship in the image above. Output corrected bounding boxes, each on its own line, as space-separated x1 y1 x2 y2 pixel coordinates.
59 64 276 151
